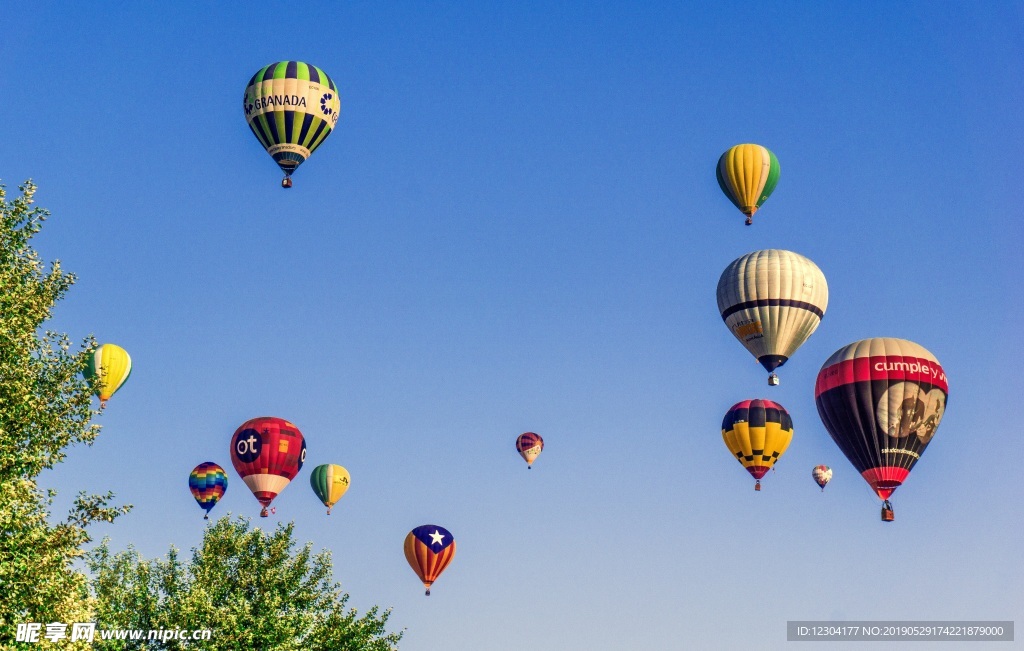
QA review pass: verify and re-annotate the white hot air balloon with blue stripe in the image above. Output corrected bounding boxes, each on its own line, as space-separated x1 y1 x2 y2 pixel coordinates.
716 249 828 385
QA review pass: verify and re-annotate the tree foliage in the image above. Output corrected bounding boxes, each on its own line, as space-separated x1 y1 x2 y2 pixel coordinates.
0 180 131 647
89 517 403 651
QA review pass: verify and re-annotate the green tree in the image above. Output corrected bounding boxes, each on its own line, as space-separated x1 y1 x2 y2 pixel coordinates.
0 180 131 647
89 517 403 651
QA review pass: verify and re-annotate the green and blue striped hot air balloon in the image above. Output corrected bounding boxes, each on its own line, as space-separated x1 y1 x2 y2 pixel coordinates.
243 61 341 188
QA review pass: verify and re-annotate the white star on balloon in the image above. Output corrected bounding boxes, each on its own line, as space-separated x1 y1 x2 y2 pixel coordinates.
429 530 445 546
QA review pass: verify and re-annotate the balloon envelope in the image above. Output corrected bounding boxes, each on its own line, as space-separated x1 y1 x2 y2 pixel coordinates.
716 144 780 223
717 249 828 376
229 417 306 515
811 465 832 490
722 399 793 485
516 432 544 468
815 338 948 501
83 343 132 406
309 464 350 514
243 61 340 182
189 462 227 517
404 524 456 595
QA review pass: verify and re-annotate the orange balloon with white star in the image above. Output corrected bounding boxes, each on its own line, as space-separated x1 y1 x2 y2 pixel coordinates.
404 524 456 596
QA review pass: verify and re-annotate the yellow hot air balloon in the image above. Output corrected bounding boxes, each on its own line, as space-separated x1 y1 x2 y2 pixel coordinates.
309 464 351 515
82 343 132 407
716 144 780 225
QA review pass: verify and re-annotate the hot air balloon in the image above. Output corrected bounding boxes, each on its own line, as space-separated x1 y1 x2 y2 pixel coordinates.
404 524 456 596
82 343 132 407
229 416 306 517
717 249 828 386
516 432 544 469
189 462 228 519
243 61 341 188
716 144 780 225
812 465 832 492
722 399 793 491
815 338 948 522
310 464 350 515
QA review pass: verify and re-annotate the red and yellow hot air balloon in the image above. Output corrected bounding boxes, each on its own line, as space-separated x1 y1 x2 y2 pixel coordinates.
515 432 544 469
229 416 306 517
815 338 948 521
404 524 456 596
722 399 794 491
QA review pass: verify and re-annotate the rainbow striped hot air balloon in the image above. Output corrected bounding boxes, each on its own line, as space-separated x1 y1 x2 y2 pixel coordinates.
309 464 350 515
189 462 228 519
722 399 794 491
82 343 132 408
229 417 306 517
243 61 340 188
404 525 456 596
515 432 544 469
716 143 780 225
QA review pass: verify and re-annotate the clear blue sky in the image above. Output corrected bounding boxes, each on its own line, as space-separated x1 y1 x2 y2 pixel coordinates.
3 2 1022 649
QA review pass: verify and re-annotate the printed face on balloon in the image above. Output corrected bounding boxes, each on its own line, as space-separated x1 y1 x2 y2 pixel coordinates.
876 382 946 444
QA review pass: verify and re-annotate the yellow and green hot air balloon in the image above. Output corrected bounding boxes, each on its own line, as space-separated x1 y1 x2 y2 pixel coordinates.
243 61 341 188
716 144 780 225
83 343 132 408
309 464 351 515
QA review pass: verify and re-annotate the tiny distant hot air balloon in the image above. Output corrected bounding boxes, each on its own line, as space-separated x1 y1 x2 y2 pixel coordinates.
309 464 350 515
82 343 132 408
229 417 306 517
716 143 780 225
717 250 828 386
243 61 341 188
516 432 544 469
189 462 228 519
404 524 456 596
812 465 832 492
722 399 794 491
815 338 948 522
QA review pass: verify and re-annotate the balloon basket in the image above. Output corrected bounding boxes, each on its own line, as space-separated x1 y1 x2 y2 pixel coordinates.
881 501 894 522
282 177 293 189
768 373 779 386
260 508 269 518
754 481 761 492
425 588 431 596
745 216 753 226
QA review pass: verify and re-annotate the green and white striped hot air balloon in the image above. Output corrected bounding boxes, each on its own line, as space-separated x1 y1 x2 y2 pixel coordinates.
243 61 341 188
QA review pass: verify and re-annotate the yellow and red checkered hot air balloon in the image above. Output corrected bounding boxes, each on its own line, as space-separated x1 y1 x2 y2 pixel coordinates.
722 399 794 491
229 417 306 517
